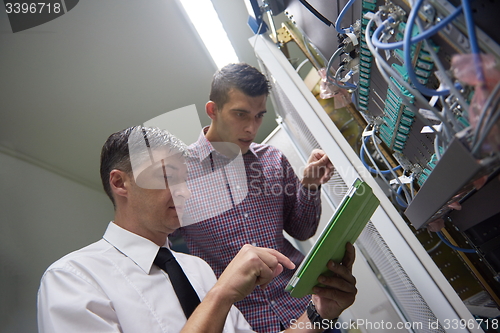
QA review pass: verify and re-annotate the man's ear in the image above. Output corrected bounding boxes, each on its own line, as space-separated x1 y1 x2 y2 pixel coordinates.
109 169 130 199
206 101 218 120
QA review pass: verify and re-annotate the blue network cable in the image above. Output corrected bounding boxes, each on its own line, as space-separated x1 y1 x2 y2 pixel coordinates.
461 0 485 84
404 0 483 97
360 136 402 175
436 231 476 253
326 47 344 85
335 0 356 34
326 46 357 90
395 186 408 208
335 65 358 90
371 5 463 51
404 0 451 96
461 0 480 58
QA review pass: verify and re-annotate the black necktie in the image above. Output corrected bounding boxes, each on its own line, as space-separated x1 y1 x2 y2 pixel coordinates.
154 247 201 318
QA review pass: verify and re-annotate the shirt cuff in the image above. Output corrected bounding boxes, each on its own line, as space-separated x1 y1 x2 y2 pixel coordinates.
300 185 321 199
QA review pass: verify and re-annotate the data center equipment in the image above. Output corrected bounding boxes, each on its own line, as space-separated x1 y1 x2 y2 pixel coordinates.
248 0 500 331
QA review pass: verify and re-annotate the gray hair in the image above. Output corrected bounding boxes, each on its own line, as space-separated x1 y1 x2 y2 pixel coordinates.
100 126 188 207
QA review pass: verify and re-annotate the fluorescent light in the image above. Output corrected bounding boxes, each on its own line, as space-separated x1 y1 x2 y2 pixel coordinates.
179 0 240 69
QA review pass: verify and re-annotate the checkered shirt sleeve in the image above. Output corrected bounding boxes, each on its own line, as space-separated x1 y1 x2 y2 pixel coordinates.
179 135 321 333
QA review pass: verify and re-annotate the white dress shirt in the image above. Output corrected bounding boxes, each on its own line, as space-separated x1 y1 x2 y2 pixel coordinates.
37 222 254 333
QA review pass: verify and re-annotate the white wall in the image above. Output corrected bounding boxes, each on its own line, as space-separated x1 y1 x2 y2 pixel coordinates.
0 151 113 333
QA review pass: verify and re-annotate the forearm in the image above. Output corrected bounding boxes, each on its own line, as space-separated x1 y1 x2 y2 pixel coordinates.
180 285 234 333
284 187 322 240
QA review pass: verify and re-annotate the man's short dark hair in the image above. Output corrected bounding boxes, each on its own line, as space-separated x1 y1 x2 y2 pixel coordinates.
209 63 270 110
100 126 188 208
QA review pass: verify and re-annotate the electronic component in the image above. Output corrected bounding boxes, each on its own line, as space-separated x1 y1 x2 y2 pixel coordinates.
254 0 500 322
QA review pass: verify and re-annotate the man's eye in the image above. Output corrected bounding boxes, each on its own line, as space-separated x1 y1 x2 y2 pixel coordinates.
257 113 265 119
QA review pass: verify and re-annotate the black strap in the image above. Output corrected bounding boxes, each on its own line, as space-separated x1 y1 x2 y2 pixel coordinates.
154 248 201 318
298 0 335 27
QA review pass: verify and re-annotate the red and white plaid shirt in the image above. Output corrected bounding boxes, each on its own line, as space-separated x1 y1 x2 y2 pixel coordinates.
179 128 321 333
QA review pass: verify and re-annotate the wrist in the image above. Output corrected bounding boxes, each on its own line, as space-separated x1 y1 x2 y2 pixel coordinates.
203 284 235 312
181 284 233 333
300 182 321 192
307 300 324 324
306 300 338 330
285 311 331 332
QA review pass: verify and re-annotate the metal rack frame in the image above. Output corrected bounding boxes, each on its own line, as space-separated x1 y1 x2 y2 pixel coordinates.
251 33 482 332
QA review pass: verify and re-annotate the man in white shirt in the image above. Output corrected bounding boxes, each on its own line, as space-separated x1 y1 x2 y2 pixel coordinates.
37 126 357 333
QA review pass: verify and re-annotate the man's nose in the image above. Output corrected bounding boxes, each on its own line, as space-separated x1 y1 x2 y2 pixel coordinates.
244 120 258 134
174 182 191 200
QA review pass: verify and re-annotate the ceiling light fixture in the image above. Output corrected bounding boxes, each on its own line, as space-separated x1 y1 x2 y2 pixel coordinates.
178 0 240 69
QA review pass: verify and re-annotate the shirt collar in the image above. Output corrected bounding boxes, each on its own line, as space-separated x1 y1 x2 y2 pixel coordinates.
245 144 257 157
192 126 257 161
102 222 166 275
192 126 215 162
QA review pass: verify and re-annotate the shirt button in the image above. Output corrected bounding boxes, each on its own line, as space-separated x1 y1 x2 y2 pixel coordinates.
236 185 240 189
271 300 276 306
251 242 257 246
244 213 249 218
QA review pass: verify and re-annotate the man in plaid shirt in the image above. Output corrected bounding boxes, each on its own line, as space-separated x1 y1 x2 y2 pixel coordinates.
178 63 334 332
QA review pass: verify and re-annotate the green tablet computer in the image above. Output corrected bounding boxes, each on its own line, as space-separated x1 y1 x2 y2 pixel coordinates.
285 178 379 298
